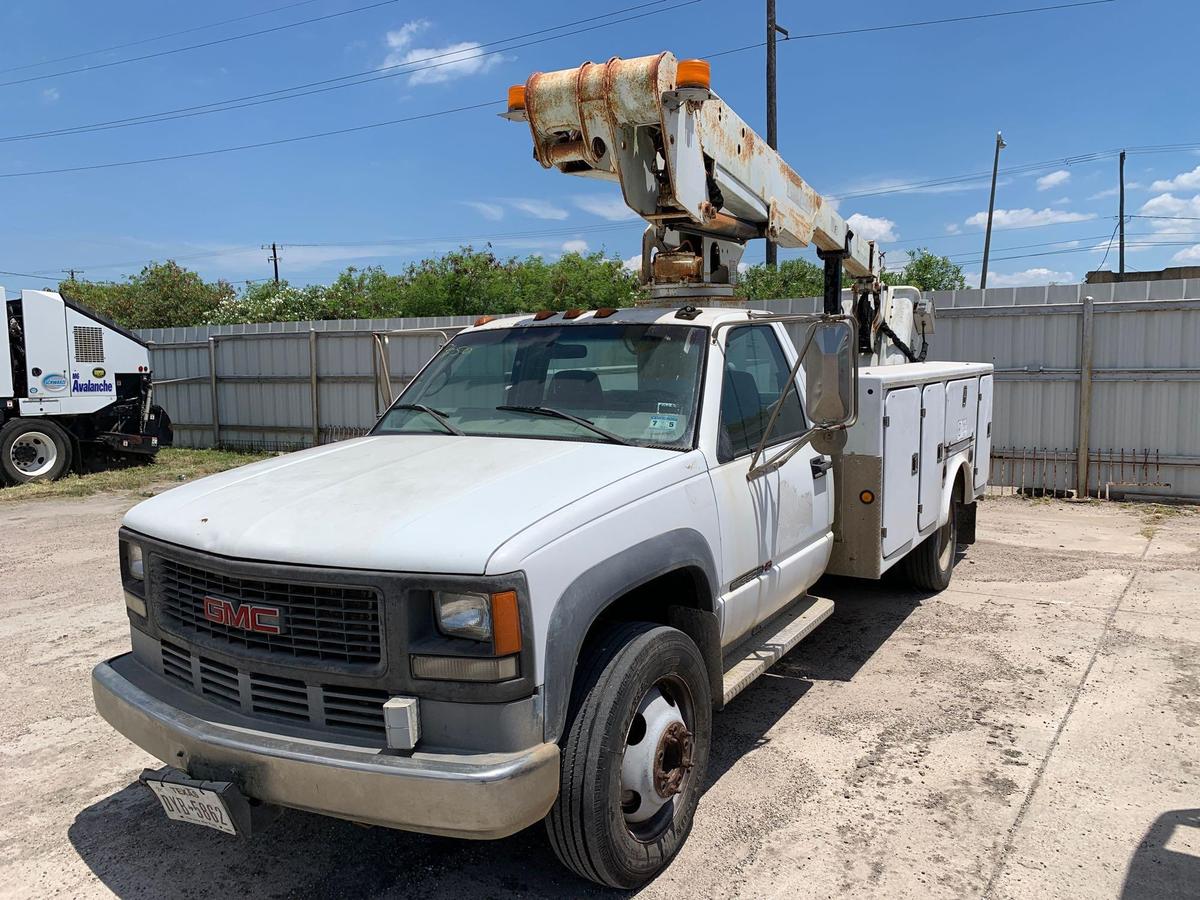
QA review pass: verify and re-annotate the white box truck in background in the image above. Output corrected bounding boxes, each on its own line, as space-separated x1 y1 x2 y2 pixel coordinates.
2 287 171 483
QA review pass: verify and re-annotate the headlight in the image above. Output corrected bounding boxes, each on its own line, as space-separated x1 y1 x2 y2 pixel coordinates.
434 592 492 641
127 542 145 581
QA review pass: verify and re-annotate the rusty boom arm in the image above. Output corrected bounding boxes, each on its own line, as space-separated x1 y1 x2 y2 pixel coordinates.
505 52 880 304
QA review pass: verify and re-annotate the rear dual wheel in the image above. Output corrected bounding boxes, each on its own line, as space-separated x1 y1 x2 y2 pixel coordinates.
547 622 711 889
0 419 73 483
903 496 958 591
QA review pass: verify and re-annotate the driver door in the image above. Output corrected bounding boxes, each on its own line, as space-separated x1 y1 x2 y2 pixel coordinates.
706 324 834 648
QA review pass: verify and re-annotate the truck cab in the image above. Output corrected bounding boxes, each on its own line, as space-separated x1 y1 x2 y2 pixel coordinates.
93 304 990 888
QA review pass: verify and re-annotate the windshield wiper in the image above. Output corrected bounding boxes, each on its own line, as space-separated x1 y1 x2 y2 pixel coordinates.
394 403 464 436
496 405 633 447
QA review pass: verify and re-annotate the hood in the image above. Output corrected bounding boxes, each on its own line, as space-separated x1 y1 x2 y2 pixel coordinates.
124 436 678 573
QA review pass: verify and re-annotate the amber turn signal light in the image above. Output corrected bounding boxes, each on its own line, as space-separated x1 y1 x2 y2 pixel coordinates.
490 591 522 656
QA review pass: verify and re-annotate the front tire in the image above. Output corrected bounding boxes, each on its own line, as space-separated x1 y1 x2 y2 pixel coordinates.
546 622 711 889
0 418 73 483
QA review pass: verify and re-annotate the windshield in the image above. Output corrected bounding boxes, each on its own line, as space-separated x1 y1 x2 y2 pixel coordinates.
373 322 707 449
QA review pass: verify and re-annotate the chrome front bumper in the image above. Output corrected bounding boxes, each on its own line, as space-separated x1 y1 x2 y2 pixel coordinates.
92 655 560 839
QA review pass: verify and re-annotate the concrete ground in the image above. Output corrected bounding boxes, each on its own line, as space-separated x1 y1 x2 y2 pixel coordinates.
0 490 1196 899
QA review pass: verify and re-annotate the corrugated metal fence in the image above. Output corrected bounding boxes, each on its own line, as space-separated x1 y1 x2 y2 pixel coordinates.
138 277 1200 499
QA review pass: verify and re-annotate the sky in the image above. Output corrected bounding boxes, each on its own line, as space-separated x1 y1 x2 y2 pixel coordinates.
0 0 1197 294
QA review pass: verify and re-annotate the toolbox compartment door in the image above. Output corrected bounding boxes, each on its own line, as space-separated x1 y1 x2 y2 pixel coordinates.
882 386 920 558
918 382 945 532
974 374 994 492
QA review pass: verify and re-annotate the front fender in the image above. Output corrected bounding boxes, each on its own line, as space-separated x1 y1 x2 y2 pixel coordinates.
540 528 718 743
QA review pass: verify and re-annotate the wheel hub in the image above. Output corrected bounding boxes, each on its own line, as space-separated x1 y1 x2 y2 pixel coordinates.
653 720 693 798
11 442 37 465
9 432 56 477
620 683 694 830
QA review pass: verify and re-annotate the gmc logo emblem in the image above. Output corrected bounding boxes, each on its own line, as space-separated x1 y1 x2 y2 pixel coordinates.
202 596 283 635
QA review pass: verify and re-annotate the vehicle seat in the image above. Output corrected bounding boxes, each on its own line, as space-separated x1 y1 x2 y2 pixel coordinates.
547 370 604 409
721 369 761 428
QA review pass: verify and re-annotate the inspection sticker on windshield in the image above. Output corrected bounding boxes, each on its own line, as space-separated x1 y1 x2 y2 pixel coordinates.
649 414 679 433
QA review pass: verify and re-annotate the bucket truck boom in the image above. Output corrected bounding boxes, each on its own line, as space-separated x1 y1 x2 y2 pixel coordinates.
505 51 934 365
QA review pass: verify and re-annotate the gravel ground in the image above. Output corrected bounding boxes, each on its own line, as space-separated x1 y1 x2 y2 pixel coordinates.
0 489 1197 899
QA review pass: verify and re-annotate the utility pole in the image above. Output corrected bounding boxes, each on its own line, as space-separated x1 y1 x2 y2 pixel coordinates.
62 268 83 282
979 131 1006 290
263 243 281 284
765 0 788 268
1118 150 1126 275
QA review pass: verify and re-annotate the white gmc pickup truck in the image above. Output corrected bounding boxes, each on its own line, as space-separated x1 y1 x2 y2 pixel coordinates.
93 303 992 888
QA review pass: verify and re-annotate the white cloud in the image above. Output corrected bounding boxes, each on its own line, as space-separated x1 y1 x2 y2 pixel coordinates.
1150 165 1200 193
574 196 637 221
508 198 569 220
380 21 504 86
1172 244 1200 263
964 207 1095 228
1052 196 1071 205
1088 187 1119 200
560 239 589 254
622 254 642 273
461 200 504 220
737 261 749 274
384 20 429 53
41 87 59 103
1036 170 1071 191
978 268 1077 288
845 213 897 243
1138 191 1200 220
944 223 962 235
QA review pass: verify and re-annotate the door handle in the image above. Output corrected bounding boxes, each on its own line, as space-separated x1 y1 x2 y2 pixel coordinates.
911 452 919 475
811 456 832 478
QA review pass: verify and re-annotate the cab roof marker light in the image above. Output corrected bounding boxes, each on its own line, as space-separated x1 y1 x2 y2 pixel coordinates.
473 315 496 327
594 307 617 318
563 308 584 319
533 309 556 321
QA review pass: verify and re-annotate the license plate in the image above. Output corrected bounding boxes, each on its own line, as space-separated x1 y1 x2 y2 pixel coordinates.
146 778 237 835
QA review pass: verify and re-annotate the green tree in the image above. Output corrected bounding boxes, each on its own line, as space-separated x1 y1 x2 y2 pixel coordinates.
885 248 966 291
737 257 824 300
205 280 330 325
60 261 236 329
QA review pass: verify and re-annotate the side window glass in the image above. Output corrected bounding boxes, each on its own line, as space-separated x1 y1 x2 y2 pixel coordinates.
718 325 806 461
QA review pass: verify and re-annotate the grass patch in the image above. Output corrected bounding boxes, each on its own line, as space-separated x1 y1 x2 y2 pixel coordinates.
0 448 275 503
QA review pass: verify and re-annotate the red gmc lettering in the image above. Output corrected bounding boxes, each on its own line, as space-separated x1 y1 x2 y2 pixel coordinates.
202 597 282 635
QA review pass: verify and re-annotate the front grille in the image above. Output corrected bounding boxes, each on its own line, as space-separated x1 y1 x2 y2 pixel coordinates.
161 640 387 738
155 557 382 666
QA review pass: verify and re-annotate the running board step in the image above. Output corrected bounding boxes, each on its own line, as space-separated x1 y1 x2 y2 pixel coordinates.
720 595 835 706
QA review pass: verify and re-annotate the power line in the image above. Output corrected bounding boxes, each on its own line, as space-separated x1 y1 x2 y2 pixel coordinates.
0 0 324 75
0 0 402 89
0 0 691 145
703 0 1118 60
0 100 500 179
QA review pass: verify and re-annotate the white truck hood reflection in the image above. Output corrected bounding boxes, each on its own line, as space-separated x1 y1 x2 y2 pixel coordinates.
123 435 678 573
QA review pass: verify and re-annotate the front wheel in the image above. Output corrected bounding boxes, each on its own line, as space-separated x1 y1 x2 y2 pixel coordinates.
0 418 73 483
546 622 711 889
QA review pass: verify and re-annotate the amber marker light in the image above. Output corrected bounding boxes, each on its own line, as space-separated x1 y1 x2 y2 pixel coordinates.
859 490 875 505
676 59 711 91
507 84 526 111
490 591 522 656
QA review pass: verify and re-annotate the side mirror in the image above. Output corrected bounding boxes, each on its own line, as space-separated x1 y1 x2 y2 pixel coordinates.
802 320 856 428
745 314 858 479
